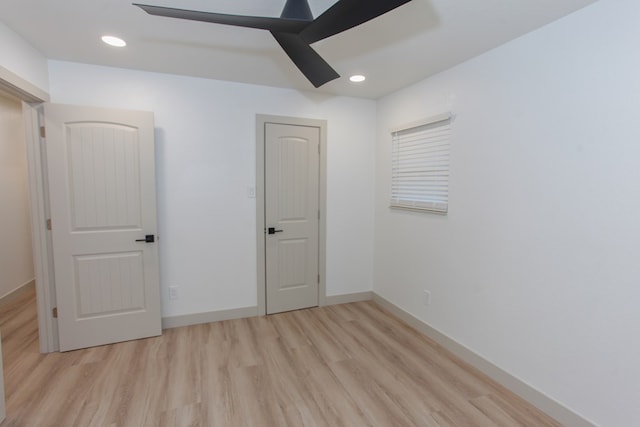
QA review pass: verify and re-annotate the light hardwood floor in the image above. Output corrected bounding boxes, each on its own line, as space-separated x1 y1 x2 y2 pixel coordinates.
0 289 561 426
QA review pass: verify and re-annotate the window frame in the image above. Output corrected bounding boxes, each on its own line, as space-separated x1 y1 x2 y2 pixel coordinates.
390 112 452 214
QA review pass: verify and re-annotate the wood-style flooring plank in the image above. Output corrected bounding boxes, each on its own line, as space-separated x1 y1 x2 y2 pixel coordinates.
470 395 525 427
0 289 562 427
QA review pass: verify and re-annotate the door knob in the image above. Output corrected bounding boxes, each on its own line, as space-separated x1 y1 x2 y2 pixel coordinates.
267 227 283 235
135 234 155 243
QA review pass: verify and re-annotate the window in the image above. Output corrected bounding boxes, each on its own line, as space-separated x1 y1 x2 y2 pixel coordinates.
391 113 452 213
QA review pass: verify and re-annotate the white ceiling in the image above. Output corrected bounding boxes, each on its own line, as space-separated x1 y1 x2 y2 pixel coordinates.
0 0 596 99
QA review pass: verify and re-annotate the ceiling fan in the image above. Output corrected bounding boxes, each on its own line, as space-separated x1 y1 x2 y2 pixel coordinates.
133 0 413 88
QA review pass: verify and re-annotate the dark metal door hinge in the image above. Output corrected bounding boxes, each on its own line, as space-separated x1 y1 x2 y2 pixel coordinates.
52 307 58 318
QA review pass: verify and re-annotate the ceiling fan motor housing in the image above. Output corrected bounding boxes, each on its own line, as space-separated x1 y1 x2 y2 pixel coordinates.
281 0 313 20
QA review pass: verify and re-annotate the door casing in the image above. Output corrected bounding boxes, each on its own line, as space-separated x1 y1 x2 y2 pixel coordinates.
23 101 59 352
256 115 327 316
0 65 57 353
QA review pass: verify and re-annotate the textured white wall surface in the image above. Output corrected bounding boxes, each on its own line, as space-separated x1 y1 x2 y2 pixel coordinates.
8 1 640 423
48 60 377 317
374 1 640 425
0 22 48 92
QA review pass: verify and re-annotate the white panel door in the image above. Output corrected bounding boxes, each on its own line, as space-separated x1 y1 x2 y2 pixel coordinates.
265 123 319 314
44 103 161 352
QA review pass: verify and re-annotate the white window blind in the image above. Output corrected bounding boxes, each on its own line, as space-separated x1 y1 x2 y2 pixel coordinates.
391 113 451 213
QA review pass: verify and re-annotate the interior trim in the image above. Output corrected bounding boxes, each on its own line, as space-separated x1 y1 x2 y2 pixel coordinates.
323 291 373 306
22 102 59 353
1 66 54 353
162 291 373 329
371 292 597 427
0 65 49 103
0 279 35 308
162 305 259 330
160 289 593 425
255 114 328 316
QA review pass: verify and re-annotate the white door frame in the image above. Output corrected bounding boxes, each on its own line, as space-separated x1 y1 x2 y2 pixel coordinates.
23 102 58 353
256 114 327 316
0 65 58 353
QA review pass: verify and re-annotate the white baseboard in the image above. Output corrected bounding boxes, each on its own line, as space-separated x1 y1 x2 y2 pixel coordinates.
162 291 373 330
160 291 594 425
372 293 597 427
0 279 35 308
162 305 258 329
323 291 373 306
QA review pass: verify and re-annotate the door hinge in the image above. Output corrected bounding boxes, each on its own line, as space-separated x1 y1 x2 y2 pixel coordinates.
52 307 58 318
40 126 46 138
318 210 320 220
317 274 320 283
46 218 52 230
318 143 320 154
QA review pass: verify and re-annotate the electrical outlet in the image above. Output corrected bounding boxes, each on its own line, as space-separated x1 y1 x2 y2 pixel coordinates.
248 185 256 198
169 286 179 300
423 290 431 306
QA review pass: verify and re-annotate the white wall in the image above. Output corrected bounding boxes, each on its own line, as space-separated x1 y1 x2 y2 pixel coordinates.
48 61 376 317
0 93 34 297
0 21 49 93
374 0 640 426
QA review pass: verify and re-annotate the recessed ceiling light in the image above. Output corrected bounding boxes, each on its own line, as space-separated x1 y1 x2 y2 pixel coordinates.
101 35 127 47
350 74 366 83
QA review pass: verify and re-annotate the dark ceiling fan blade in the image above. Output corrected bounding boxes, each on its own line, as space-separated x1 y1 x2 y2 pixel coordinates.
271 32 340 88
134 3 311 33
300 0 413 44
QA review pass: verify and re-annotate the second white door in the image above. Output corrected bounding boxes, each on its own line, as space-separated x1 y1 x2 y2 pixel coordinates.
265 122 320 314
